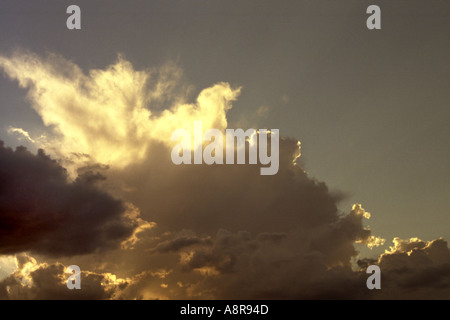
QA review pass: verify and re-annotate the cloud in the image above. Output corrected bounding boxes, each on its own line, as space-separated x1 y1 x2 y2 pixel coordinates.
368 238 450 299
0 252 180 300
148 231 212 254
0 51 448 300
0 52 240 171
0 142 151 257
0 254 130 300
141 229 371 299
0 256 16 281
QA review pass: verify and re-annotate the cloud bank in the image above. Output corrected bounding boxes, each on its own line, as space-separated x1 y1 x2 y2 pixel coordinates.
0 51 448 299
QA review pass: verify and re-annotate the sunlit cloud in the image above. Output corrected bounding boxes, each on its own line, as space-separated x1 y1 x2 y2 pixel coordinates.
0 52 240 170
0 50 448 300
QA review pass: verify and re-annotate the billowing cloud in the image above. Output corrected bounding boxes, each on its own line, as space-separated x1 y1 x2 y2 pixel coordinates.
0 142 151 256
0 254 129 300
0 51 448 300
0 52 240 170
369 238 450 299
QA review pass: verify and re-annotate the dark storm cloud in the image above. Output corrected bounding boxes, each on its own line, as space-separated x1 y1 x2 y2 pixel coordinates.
171 229 371 299
112 138 376 258
0 142 139 256
114 138 345 235
2 136 447 299
99 138 382 299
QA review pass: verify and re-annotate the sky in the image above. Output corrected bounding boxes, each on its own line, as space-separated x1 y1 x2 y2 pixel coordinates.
0 0 449 299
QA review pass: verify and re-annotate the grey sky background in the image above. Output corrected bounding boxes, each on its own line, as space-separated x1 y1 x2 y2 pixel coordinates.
0 0 449 258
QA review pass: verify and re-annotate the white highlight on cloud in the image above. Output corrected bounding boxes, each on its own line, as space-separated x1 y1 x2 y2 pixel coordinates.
7 127 36 143
0 52 240 169
0 256 17 281
353 204 385 249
